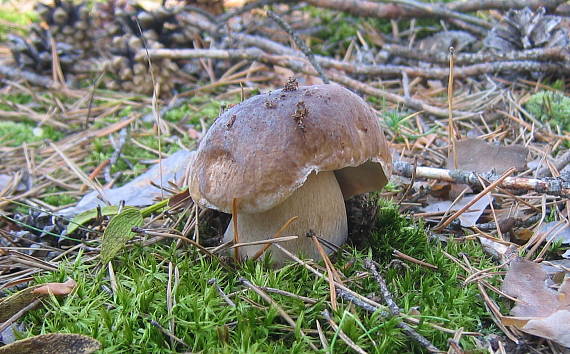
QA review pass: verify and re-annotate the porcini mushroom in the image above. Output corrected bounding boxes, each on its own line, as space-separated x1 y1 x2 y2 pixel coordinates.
189 83 392 264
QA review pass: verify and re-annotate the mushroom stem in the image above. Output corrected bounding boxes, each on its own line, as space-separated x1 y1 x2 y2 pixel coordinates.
224 170 348 264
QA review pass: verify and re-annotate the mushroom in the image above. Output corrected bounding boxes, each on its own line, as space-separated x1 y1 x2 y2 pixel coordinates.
189 83 392 264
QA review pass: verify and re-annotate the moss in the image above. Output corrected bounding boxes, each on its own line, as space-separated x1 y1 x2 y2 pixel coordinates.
41 186 78 207
0 7 36 39
19 200 500 352
164 95 238 125
525 90 570 131
0 121 63 147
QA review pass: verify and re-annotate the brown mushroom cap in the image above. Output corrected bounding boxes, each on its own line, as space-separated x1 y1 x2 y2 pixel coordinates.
189 83 392 214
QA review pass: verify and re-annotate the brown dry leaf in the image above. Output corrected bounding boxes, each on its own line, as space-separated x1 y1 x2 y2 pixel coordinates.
32 278 77 296
0 278 76 322
512 228 534 242
501 257 570 347
421 193 493 227
0 333 100 354
449 138 528 174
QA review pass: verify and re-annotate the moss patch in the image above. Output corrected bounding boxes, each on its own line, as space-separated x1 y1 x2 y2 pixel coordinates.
525 90 570 132
19 201 499 352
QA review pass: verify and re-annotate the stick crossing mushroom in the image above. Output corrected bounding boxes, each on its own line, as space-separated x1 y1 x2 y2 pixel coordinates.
189 83 392 264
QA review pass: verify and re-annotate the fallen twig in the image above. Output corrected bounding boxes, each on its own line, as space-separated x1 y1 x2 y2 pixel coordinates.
266 10 330 83
393 160 570 197
299 0 565 20
208 278 236 307
364 259 440 352
383 44 570 65
0 65 59 89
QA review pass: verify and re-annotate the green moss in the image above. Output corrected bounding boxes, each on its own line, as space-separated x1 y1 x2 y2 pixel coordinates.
0 7 36 39
20 201 499 352
41 186 78 207
525 90 570 131
0 121 63 147
164 95 239 125
0 93 33 108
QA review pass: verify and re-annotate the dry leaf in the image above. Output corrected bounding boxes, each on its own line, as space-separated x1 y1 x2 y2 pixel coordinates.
32 278 77 296
501 257 570 347
477 237 517 263
59 150 195 217
0 279 76 322
449 138 528 174
421 193 493 227
536 221 570 244
0 333 100 354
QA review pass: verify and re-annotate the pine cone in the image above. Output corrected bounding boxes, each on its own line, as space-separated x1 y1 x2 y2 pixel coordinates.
35 0 95 53
102 34 180 95
484 7 570 52
8 25 81 73
106 5 197 48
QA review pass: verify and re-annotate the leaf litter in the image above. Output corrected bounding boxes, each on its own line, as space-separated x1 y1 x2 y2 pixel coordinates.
0 0 569 352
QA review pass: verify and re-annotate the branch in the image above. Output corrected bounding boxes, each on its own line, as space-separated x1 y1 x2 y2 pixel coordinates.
393 160 570 197
142 47 475 117
383 44 570 65
301 0 566 20
363 259 440 352
0 65 59 89
266 10 330 83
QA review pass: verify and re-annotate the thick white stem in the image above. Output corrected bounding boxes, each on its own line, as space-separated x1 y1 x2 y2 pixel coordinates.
224 170 347 265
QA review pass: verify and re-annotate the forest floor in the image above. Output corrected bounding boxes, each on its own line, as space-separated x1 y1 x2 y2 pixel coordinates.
0 0 569 353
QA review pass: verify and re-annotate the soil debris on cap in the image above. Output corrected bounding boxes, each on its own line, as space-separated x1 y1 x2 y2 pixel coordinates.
292 101 308 130
226 114 237 129
283 77 299 91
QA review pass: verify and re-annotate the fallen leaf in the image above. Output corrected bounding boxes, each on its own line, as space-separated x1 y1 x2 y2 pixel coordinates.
421 193 493 227
59 150 195 218
167 189 191 208
0 279 76 322
477 237 517 263
0 333 100 354
448 138 528 174
100 207 144 263
536 221 570 244
32 278 77 296
501 257 570 347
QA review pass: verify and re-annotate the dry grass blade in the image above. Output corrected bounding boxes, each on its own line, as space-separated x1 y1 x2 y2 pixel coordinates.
251 216 298 261
49 142 104 197
239 277 319 351
232 198 239 262
322 309 368 354
393 249 438 270
310 234 340 311
434 167 516 231
273 244 387 311
230 235 299 248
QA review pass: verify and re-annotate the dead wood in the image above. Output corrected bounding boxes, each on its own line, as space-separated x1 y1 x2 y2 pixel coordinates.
383 44 570 65
300 0 566 20
393 160 570 197
0 65 59 89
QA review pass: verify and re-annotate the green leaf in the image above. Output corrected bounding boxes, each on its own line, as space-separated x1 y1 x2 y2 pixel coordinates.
67 206 120 235
100 207 143 263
